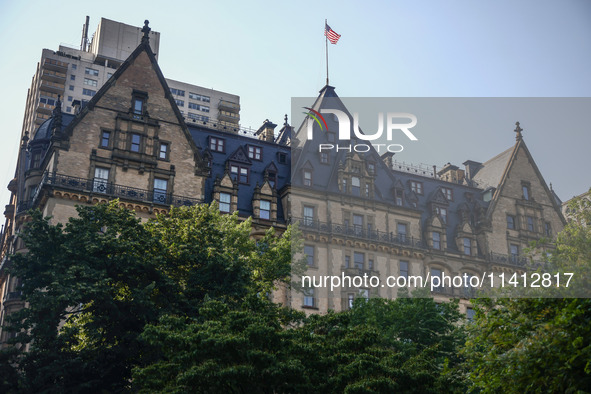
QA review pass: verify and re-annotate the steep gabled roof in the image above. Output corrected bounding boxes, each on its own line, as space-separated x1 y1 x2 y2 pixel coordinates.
60 21 202 155
483 129 566 225
471 146 513 190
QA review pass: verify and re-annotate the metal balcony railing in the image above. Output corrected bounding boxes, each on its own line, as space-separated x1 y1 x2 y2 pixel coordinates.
17 172 203 214
290 217 427 249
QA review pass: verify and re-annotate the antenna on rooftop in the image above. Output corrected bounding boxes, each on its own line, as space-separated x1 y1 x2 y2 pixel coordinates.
80 16 90 51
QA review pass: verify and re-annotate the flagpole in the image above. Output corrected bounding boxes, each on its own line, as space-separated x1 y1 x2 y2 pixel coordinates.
325 19 329 86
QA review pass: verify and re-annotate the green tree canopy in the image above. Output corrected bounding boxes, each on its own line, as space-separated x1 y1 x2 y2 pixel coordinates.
1 202 297 393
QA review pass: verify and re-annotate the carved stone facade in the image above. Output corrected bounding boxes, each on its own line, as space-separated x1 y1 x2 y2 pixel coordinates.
288 87 566 315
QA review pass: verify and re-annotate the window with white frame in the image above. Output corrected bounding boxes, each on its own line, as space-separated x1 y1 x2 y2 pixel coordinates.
93 167 109 193
153 179 168 204
248 146 262 160
303 288 315 307
260 200 271 220
219 192 231 213
432 231 441 249
303 205 314 226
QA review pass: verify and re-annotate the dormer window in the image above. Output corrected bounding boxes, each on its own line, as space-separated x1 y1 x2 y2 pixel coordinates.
303 170 312 187
131 90 148 119
231 165 249 184
210 137 225 153
411 181 423 195
435 206 447 224
134 99 143 114
351 177 361 196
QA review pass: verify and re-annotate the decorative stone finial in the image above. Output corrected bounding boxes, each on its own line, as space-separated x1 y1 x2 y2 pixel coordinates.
514 121 523 141
52 95 63 134
141 20 151 43
284 114 288 126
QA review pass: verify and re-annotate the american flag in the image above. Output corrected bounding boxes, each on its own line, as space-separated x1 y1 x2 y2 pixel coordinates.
324 23 341 44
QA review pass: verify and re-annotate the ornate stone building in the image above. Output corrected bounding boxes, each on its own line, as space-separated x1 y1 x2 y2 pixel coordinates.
288 87 566 315
0 23 290 345
0 21 568 345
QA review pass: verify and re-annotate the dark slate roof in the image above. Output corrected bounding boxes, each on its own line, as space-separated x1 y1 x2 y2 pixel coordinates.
188 124 291 221
32 113 75 141
471 146 513 189
292 85 489 253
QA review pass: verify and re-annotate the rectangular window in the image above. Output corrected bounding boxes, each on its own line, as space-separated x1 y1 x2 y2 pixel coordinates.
219 192 231 213
189 92 200 100
82 88 96 97
71 64 77 70
188 112 209 122
188 102 200 110
348 293 355 309
507 215 515 229
345 255 351 268
31 152 41 169
431 268 442 290
107 72 113 79
158 143 169 160
130 133 141 152
69 85 74 91
399 261 409 279
303 170 312 186
133 98 144 115
510 244 519 262
395 189 403 206
303 206 314 226
85 67 99 76
201 106 210 113
170 88 185 96
354 252 364 270
522 185 530 200
411 181 423 194
351 177 360 196
84 78 97 87
67 96 73 102
70 74 76 81
463 238 471 255
353 214 363 235
278 153 287 164
231 166 249 183
303 288 315 308
368 163 375 174
442 187 453 201
175 99 184 107
260 200 271 220
320 152 329 164
93 167 109 193
432 232 441 250
435 207 447 223
368 259 374 270
153 178 168 204
100 131 111 148
248 146 262 160
210 137 225 152
304 245 314 266
466 307 475 321
527 216 535 232
397 223 408 242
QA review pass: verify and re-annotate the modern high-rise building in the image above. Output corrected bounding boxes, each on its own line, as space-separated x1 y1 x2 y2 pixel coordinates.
21 17 240 140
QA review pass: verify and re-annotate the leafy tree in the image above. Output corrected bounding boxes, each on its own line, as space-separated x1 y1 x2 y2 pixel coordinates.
132 292 466 393
462 193 591 393
0 202 298 392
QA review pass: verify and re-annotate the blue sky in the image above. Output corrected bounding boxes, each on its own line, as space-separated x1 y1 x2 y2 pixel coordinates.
0 0 590 211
